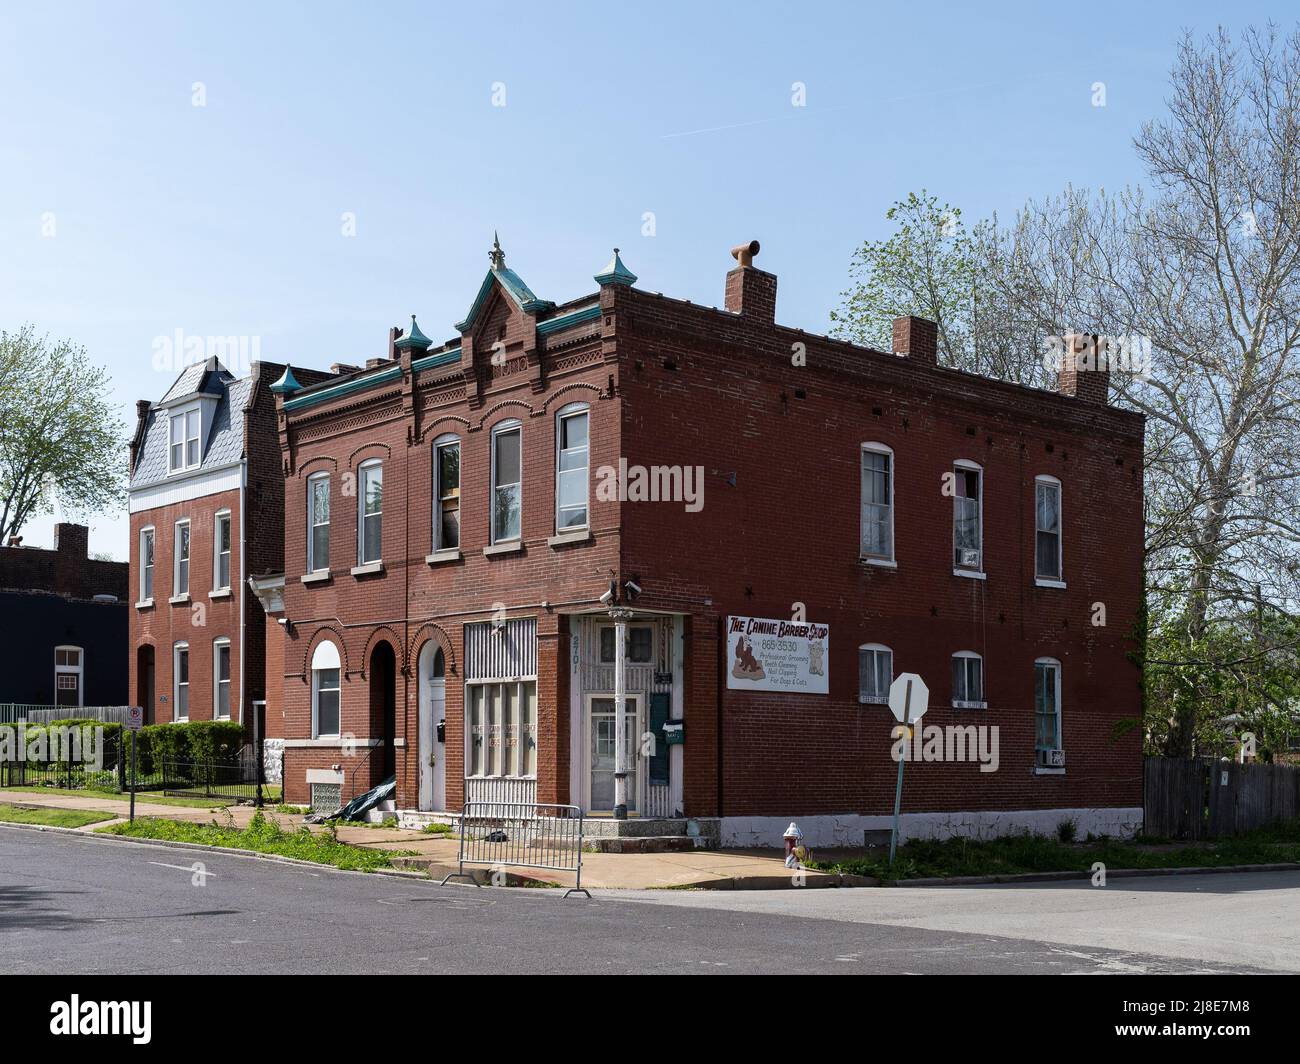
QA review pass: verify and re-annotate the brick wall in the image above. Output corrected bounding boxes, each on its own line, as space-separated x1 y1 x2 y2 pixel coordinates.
0 522 127 600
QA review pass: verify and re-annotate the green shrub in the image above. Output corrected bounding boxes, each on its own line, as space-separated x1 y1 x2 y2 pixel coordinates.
1056 819 1078 844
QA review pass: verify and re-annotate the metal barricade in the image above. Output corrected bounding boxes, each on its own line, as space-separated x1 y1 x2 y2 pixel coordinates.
440 801 590 898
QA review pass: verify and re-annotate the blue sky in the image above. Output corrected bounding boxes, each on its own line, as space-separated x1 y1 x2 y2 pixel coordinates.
0 0 1289 558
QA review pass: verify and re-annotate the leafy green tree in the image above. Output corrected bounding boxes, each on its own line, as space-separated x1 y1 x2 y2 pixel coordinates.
0 325 126 543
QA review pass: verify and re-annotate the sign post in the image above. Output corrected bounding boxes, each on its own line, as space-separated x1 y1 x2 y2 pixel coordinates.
126 706 144 824
886 673 929 864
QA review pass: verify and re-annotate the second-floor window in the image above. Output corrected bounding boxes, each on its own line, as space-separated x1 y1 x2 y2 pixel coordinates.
555 407 589 532
358 460 382 564
860 444 893 561
308 473 330 572
492 423 522 543
174 520 190 597
953 462 982 571
213 511 231 590
169 408 201 473
139 527 155 601
1035 477 1063 581
434 437 460 550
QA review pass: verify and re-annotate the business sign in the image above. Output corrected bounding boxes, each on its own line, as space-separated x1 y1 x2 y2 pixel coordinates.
725 615 829 694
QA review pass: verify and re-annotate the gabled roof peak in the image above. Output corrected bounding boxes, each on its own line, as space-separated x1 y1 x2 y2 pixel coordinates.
456 233 555 332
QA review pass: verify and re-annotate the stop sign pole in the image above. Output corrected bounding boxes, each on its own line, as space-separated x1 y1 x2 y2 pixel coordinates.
887 674 929 864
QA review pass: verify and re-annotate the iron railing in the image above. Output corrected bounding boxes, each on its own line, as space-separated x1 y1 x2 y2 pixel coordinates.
161 757 257 801
440 801 589 898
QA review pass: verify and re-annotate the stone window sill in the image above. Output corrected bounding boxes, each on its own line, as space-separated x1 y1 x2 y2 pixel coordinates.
425 548 462 566
168 594 190 605
548 529 591 548
209 588 232 600
135 599 154 610
483 541 523 557
301 570 332 585
1034 767 1066 776
861 556 897 569
351 561 384 577
953 569 986 581
1035 578 1067 589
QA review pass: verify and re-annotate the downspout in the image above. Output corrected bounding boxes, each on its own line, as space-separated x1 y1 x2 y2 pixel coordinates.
716 614 724 818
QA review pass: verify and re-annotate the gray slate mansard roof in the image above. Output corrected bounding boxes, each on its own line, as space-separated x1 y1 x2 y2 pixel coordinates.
130 359 251 490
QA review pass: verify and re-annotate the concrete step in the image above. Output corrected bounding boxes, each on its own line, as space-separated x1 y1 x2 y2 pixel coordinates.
583 836 703 854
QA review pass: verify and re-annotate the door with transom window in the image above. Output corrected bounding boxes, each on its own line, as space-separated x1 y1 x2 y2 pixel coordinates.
585 695 641 815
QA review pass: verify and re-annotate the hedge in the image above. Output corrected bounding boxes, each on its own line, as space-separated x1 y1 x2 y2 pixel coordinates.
0 719 245 774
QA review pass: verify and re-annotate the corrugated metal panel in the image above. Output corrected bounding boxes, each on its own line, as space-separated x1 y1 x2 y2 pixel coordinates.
465 618 537 680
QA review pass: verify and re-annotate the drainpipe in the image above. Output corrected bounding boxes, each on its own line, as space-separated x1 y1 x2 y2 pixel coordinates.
610 607 632 819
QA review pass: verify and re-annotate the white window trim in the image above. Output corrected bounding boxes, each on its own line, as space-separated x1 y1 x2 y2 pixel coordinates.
173 641 189 721
311 640 342 739
213 638 232 720
307 471 330 574
554 404 590 535
1034 656 1063 756
1034 475 1065 586
54 645 84 708
464 678 538 780
951 649 986 709
167 404 203 474
860 442 895 565
432 434 461 553
490 420 523 545
357 459 383 566
952 459 984 576
138 526 155 605
212 509 232 592
858 642 892 705
173 519 191 599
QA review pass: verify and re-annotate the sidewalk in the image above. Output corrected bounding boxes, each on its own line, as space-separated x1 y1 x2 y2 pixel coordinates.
0 790 837 890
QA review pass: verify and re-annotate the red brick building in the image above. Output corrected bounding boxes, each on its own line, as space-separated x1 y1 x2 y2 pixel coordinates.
127 357 325 741
271 239 1145 846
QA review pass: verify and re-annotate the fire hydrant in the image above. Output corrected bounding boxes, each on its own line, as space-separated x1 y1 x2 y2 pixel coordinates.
783 822 810 869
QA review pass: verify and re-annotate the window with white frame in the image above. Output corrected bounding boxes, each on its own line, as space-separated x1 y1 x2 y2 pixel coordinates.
311 640 341 737
174 520 190 596
213 639 231 719
1035 658 1062 752
307 472 330 572
213 511 231 591
952 462 983 570
433 437 460 550
860 444 894 561
1035 476 1063 581
599 625 653 664
173 642 189 720
491 422 522 543
466 680 537 778
139 527 155 601
54 646 83 707
858 644 893 704
951 650 985 708
358 460 383 564
555 406 589 532
169 407 202 473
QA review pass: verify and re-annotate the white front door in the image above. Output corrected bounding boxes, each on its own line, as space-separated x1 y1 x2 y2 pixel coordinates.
418 644 447 812
586 694 640 815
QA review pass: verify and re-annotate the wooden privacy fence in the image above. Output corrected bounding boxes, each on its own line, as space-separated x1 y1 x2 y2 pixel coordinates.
1144 756 1300 839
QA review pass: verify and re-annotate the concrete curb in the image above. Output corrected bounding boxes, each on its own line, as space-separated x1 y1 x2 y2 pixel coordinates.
0 820 429 881
882 861 1300 887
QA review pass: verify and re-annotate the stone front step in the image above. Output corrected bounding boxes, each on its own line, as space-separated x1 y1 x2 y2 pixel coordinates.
583 836 703 854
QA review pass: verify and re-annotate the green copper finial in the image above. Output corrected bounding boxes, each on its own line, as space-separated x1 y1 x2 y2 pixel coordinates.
595 247 637 287
394 314 431 352
269 365 302 394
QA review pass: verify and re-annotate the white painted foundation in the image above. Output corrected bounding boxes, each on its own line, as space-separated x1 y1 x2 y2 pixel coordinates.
722 806 1144 849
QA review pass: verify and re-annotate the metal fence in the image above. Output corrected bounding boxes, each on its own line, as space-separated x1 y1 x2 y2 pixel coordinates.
0 705 134 726
161 757 259 801
441 802 590 898
0 758 128 791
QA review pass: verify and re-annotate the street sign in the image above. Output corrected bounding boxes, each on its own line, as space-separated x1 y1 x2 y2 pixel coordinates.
126 706 144 731
888 673 929 725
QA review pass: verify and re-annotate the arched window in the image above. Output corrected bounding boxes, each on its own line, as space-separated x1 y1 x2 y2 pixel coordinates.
311 640 342 737
357 460 383 565
307 472 330 573
491 420 522 544
555 404 590 532
860 443 894 564
951 650 985 708
858 643 892 704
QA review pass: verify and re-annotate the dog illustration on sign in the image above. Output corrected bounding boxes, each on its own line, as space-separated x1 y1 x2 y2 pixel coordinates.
731 635 766 681
808 640 825 677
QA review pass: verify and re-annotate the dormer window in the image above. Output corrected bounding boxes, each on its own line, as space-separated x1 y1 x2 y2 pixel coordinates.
169 407 202 473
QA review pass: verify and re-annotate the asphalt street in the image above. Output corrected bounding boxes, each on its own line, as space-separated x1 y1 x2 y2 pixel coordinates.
1 826 1291 974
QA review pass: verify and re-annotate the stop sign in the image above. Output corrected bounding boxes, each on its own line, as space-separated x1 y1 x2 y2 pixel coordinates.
888 673 929 725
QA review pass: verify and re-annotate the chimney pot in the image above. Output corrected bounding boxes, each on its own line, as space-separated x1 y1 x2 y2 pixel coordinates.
724 241 777 323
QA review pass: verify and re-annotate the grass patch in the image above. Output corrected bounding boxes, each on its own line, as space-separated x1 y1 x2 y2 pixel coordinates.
808 820 1300 880
1 785 232 810
422 822 454 835
0 803 113 828
100 811 414 872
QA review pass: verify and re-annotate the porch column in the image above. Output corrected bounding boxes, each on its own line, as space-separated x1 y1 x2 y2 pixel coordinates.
609 608 632 819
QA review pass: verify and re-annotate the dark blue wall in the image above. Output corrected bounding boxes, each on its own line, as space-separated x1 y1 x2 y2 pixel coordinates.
0 591 128 706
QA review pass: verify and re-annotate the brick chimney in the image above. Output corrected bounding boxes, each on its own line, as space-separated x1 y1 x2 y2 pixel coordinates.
724 240 777 324
892 316 938 364
1058 333 1110 404
54 523 88 559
